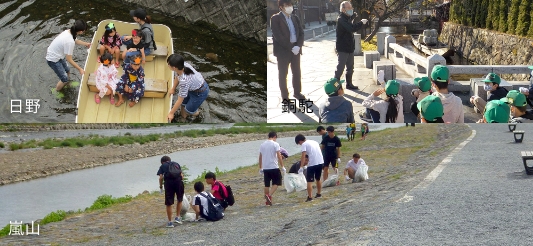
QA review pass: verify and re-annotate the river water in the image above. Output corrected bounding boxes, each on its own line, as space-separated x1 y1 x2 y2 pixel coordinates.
0 0 266 123
0 123 404 225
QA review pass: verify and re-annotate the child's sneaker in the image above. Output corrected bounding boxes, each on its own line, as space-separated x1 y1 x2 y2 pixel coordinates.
174 217 182 224
305 197 313 202
166 221 174 228
265 194 272 206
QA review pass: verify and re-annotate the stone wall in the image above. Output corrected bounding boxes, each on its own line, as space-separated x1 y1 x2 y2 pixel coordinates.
119 0 266 43
440 22 533 67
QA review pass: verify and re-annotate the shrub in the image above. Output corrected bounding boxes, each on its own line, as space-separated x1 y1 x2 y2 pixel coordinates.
41 210 67 224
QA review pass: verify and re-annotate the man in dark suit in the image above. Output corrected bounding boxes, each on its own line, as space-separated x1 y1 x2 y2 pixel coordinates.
335 1 367 90
271 0 305 100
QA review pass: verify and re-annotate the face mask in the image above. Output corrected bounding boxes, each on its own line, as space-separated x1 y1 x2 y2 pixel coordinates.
346 10 353 16
483 84 493 91
284 6 293 15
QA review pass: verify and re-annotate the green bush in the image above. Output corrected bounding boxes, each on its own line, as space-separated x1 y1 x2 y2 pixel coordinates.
0 142 4 148
86 194 133 211
41 210 67 224
9 143 20 151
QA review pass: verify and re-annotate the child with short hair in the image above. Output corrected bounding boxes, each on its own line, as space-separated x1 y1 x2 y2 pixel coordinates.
121 29 145 68
115 54 145 107
98 22 122 68
94 53 118 104
204 172 228 209
345 125 351 141
192 181 213 221
360 123 368 140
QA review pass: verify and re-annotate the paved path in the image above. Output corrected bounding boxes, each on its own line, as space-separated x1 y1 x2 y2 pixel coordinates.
363 123 533 245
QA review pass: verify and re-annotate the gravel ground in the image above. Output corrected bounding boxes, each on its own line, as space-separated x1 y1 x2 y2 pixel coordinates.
0 124 473 245
365 123 533 245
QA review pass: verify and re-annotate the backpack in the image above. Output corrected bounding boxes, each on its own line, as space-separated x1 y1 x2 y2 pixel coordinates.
165 161 182 180
141 26 157 50
216 181 235 207
199 192 224 221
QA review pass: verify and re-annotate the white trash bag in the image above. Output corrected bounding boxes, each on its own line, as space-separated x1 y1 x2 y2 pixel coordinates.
321 174 339 188
182 212 197 222
180 194 192 216
284 173 307 193
354 165 369 182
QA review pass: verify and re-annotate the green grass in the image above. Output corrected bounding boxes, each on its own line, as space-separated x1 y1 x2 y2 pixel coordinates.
0 194 134 238
0 142 4 148
7 125 319 152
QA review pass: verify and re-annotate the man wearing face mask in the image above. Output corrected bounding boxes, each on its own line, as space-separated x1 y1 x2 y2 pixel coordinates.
470 73 508 114
270 0 306 101
335 1 368 90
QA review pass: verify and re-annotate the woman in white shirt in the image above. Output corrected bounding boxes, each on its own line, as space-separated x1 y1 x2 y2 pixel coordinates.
46 20 91 91
167 54 210 122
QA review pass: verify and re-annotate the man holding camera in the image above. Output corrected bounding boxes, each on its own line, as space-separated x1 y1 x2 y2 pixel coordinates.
335 1 368 90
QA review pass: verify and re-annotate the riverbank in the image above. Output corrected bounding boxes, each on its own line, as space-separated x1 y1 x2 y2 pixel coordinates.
1 124 472 245
0 129 318 185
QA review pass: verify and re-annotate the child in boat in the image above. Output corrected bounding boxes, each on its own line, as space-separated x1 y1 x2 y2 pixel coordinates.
98 22 122 68
115 54 145 107
121 29 145 68
94 53 118 104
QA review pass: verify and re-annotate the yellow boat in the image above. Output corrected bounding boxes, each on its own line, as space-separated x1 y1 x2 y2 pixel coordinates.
76 19 174 123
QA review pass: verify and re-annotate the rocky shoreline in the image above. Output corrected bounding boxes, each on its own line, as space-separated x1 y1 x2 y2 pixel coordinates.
0 130 316 185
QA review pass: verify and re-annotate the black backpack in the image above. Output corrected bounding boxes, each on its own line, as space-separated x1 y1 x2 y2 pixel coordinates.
199 192 224 221
217 181 235 207
165 161 182 180
141 26 157 50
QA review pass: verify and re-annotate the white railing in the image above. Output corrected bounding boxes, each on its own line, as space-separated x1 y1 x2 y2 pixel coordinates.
383 34 532 79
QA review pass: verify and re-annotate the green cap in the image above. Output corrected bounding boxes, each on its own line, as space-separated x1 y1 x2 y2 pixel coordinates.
481 73 501 84
417 95 443 121
414 77 431 92
385 80 400 96
430 65 449 82
484 100 510 123
324 78 344 95
501 90 527 107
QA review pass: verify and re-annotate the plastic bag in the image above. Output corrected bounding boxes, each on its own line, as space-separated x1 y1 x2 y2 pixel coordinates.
181 194 192 216
182 212 197 222
354 165 369 182
321 174 339 188
284 173 307 193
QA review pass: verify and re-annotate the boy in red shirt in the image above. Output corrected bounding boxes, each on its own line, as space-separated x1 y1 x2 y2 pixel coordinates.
204 172 228 209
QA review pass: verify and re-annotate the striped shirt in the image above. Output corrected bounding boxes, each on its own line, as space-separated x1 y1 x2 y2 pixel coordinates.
177 62 205 98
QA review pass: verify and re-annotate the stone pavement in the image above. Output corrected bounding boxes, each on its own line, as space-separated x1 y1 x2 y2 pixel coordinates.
267 31 485 123
267 31 414 123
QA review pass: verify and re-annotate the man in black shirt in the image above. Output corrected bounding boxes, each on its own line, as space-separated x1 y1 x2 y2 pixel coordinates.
320 126 342 181
157 155 185 228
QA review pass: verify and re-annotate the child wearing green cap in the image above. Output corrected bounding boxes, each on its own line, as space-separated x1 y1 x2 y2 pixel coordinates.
318 78 356 123
362 80 404 123
480 100 510 123
411 76 432 118
418 95 444 123
470 73 508 114
430 65 464 123
503 90 533 123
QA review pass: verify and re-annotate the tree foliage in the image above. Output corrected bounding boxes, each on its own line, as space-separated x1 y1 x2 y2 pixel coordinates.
358 0 419 42
451 0 533 37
